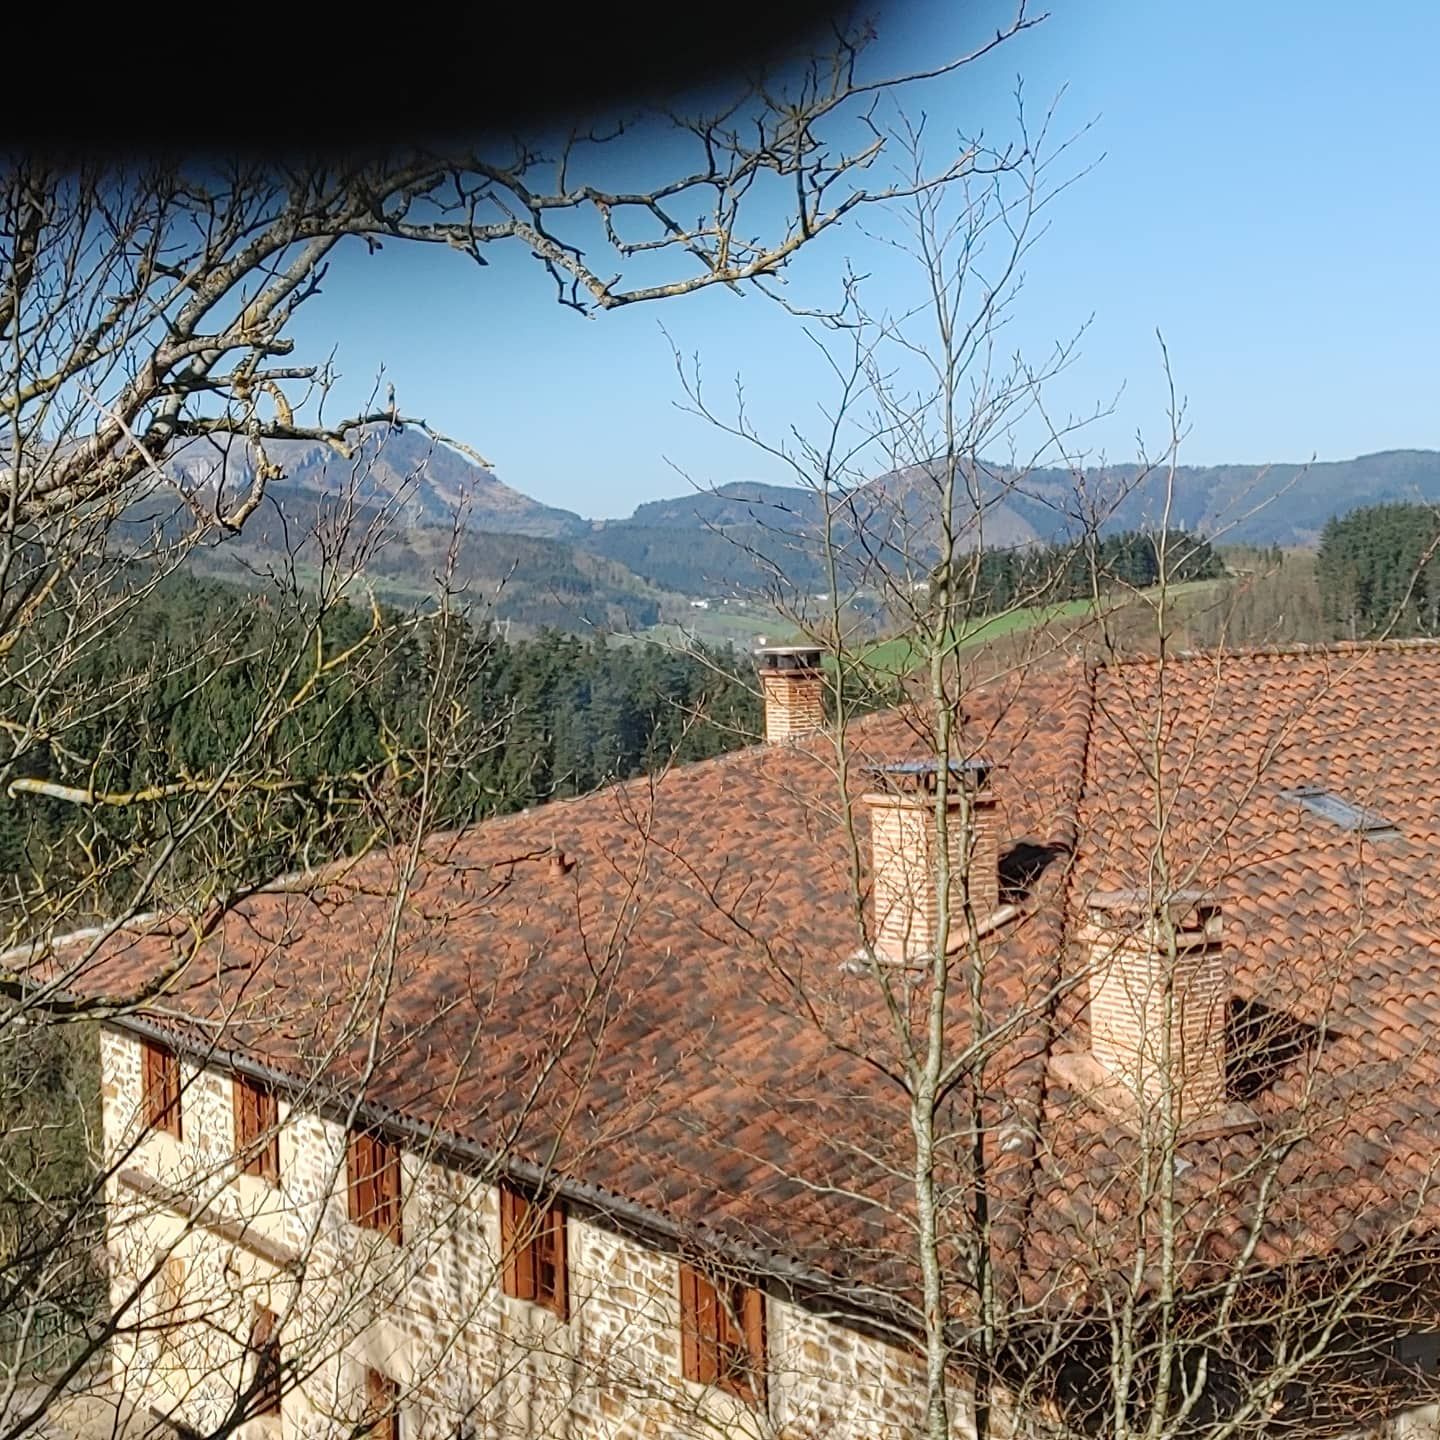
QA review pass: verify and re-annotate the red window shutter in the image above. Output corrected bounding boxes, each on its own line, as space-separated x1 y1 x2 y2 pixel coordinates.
379 1138 402 1244
741 1286 767 1404
236 1077 280 1183
678 1263 703 1383
143 1041 182 1139
544 1204 568 1321
500 1185 536 1301
347 1133 370 1225
365 1368 399 1440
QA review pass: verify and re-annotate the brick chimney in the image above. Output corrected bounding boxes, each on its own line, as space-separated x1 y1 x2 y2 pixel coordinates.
755 645 825 743
1082 890 1228 1124
864 758 1000 962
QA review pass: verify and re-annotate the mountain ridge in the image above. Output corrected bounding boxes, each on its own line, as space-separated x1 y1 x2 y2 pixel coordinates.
169 429 1440 604
168 427 589 540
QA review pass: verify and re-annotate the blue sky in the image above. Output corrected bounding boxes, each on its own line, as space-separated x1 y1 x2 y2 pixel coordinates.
291 0 1440 518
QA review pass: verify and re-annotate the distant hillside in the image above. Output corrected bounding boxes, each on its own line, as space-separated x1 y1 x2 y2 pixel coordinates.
985 450 1440 548
129 483 670 635
589 452 1440 591
583 472 1040 594
166 429 1440 601
168 426 588 540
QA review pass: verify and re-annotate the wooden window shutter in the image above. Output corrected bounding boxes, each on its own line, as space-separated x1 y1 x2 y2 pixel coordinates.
347 1133 374 1227
500 1184 536 1300
677 1263 765 1403
542 1204 568 1321
378 1137 402 1243
499 1184 567 1318
249 1307 281 1415
348 1131 401 1243
142 1044 158 1121
698 1272 723 1385
143 1040 182 1139
347 1133 363 1222
678 1262 704 1383
234 1075 279 1182
740 1286 767 1404
364 1368 399 1440
235 1074 251 1138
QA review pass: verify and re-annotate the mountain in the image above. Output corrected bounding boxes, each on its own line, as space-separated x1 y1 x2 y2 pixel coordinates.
127 482 670 635
166 431 1440 607
581 472 1042 594
982 450 1440 549
167 426 588 540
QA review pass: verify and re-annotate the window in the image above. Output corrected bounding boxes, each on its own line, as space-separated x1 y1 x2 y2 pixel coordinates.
499 1183 568 1320
364 1368 401 1440
347 1130 402 1243
678 1262 766 1404
141 1039 182 1139
234 1074 280 1183
248 1307 282 1416
1279 786 1399 837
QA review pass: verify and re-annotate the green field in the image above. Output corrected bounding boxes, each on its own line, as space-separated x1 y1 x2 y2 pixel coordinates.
858 580 1225 676
629 576 1230 666
641 602 800 651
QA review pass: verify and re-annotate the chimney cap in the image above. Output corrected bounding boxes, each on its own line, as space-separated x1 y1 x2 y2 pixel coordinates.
866 757 991 795
755 644 824 671
1087 887 1220 935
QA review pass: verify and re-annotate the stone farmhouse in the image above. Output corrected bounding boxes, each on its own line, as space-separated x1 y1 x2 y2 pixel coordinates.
22 640 1440 1440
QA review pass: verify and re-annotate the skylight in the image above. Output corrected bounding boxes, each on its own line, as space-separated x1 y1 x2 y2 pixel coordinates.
1278 786 1399 837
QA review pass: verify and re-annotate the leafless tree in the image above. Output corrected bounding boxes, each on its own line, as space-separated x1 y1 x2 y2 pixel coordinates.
0 15 1071 1440
669 116 1440 1440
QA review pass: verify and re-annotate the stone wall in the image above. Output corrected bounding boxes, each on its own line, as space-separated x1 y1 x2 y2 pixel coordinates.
100 1027 968 1440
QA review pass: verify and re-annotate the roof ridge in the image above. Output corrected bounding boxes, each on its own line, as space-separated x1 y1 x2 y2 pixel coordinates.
1102 636 1440 668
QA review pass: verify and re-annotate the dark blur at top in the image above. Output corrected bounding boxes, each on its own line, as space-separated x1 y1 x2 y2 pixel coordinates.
9 0 862 160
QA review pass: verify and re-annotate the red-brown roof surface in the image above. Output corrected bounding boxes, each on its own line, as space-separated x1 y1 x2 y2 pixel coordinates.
33 642 1440 1317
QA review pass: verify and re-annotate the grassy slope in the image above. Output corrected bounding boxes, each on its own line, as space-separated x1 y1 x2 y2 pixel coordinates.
859 580 1227 677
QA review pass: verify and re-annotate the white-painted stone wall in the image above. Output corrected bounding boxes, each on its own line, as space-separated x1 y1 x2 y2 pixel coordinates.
100 1026 968 1440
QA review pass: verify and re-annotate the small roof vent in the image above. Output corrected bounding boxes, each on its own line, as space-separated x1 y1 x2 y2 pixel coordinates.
1278 786 1399 838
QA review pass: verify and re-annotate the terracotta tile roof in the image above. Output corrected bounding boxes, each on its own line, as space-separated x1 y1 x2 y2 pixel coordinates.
30 640 1440 1317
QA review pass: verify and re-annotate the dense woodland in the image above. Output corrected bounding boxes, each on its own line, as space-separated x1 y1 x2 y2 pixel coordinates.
0 573 761 921
936 529 1225 615
5 512 1419 932
1317 502 1440 637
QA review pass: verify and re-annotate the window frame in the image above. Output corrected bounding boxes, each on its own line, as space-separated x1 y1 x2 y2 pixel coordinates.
346 1129 403 1244
498 1183 568 1320
234 1073 280 1184
141 1039 183 1140
248 1306 282 1417
364 1367 401 1440
678 1261 766 1404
